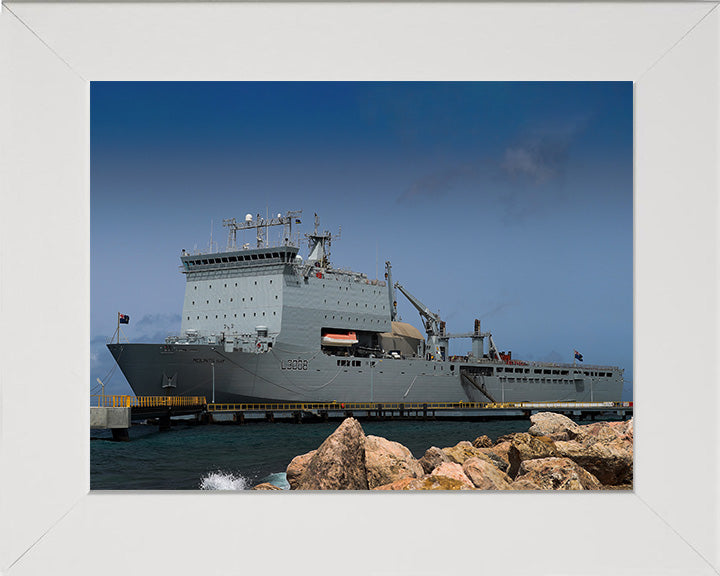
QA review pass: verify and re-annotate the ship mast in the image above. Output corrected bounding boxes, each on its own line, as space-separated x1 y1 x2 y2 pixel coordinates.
305 213 340 267
223 210 302 250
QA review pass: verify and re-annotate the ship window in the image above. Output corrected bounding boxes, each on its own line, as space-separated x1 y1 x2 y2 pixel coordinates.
253 313 256 317
543 369 550 374
194 286 197 290
224 284 227 288
275 296 278 300
202 260 208 264
222 258 228 263
250 297 253 301
229 257 237 262
206 300 209 304
197 316 199 319
192 301 195 305
561 370 568 375
272 253 279 258
230 298 233 302
218 299 221 303
187 316 190 320
552 370 559 375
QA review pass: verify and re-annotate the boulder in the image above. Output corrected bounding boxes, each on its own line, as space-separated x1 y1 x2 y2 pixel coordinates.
515 457 602 490
372 477 416 490
462 457 513 490
430 462 475 488
475 442 511 473
555 438 633 486
495 433 519 445
507 433 558 478
294 418 369 490
510 477 544 490
364 435 424 489
405 475 474 490
472 435 493 448
442 441 490 465
576 421 628 446
528 412 582 441
286 450 316 490
625 418 634 441
252 482 282 490
418 446 451 474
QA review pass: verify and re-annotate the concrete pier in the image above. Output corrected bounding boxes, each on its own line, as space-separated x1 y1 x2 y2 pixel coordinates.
90 407 131 429
91 407 131 441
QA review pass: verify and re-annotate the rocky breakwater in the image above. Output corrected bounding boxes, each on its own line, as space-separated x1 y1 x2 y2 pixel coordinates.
284 413 633 490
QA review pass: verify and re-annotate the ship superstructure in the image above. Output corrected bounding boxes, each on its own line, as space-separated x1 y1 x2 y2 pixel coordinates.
107 211 624 403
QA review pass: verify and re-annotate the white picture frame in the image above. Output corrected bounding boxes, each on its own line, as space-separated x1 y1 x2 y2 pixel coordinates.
1 2 718 574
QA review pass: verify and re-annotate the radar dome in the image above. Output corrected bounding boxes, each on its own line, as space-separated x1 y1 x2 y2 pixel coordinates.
245 214 253 222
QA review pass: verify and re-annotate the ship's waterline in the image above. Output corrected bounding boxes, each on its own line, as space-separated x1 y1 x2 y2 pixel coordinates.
108 211 623 403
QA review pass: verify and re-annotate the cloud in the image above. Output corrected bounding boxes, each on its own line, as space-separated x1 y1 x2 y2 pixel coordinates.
397 118 589 208
398 164 476 202
501 120 587 184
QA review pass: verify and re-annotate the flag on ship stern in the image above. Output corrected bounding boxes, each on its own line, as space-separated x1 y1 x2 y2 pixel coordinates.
119 313 130 324
574 350 583 362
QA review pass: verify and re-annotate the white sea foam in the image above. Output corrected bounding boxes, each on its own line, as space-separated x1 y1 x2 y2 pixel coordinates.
199 471 250 490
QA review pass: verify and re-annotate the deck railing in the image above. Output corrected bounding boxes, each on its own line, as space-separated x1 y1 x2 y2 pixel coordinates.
91 395 207 408
206 400 632 412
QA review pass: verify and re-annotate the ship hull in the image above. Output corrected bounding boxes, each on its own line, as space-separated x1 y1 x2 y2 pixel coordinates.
107 342 623 404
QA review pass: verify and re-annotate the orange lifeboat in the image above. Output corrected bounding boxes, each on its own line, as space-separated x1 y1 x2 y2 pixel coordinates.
321 331 358 347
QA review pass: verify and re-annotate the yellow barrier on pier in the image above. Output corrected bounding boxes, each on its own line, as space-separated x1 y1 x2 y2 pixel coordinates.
92 395 207 408
90 396 631 411
206 400 632 412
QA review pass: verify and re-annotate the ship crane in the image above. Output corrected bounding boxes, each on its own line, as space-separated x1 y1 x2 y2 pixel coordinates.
393 282 442 337
394 282 503 363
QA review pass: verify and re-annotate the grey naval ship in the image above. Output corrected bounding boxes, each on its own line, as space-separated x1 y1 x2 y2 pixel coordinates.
108 211 624 404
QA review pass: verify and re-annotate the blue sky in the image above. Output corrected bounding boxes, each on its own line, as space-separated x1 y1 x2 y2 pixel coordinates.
91 81 633 399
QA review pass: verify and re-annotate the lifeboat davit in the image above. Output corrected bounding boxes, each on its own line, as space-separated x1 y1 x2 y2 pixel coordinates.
321 331 358 347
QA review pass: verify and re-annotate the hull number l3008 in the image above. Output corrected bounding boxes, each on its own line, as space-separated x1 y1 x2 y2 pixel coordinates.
281 359 309 371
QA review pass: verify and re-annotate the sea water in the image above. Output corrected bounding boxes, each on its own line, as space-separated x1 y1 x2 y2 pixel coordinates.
90 417 621 490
